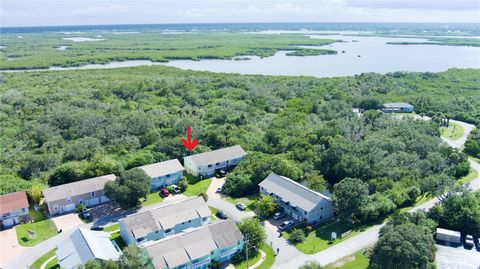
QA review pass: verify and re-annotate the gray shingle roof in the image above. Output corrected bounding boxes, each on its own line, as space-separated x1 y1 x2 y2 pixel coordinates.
138 159 184 178
43 174 116 202
258 172 331 212
145 220 243 269
122 196 211 239
185 145 246 166
383 102 414 108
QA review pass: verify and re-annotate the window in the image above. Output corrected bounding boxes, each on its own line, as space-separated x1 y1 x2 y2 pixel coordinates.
166 174 171 178
165 229 171 233
3 213 10 218
91 192 95 197
188 220 191 223
67 197 71 203
22 208 26 213
321 207 323 210
215 162 220 166
208 164 212 168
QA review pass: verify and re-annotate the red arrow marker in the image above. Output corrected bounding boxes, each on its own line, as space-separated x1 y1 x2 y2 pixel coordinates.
181 126 199 151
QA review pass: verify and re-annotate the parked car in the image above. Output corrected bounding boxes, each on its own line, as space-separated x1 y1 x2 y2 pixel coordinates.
216 211 228 219
216 187 223 193
90 225 104 231
236 202 247 211
171 184 181 194
216 170 227 178
476 237 480 249
82 208 91 219
465 234 475 248
278 220 294 231
273 211 286 220
160 188 170 197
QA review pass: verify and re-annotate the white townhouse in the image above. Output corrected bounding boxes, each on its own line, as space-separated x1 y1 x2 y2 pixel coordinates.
0 191 29 228
259 172 334 224
138 159 185 191
183 145 247 177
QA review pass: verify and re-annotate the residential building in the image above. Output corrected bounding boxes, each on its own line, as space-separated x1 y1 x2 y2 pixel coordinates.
183 145 247 177
120 196 211 245
138 159 185 191
42 174 116 215
259 172 334 224
381 102 415 113
56 227 121 269
0 191 29 228
145 220 244 269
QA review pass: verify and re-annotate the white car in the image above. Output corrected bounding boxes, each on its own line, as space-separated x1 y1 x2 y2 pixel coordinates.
273 212 286 220
279 220 294 231
465 234 475 248
171 184 181 194
236 202 247 211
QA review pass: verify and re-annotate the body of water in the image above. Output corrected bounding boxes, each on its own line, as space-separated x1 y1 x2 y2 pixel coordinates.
2 34 479 77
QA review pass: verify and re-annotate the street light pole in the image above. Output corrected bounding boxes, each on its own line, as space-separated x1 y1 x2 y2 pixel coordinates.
245 234 249 269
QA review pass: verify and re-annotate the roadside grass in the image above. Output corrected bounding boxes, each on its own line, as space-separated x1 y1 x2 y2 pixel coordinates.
141 192 164 207
457 166 478 185
325 249 370 269
30 248 56 269
283 220 375 254
183 175 212 196
440 122 464 140
209 206 219 216
103 223 120 233
223 195 258 212
44 257 59 269
398 194 431 214
234 243 275 269
110 230 126 250
16 219 58 247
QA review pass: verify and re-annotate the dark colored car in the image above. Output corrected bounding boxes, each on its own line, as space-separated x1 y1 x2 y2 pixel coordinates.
160 188 170 197
91 225 104 231
216 170 227 178
216 211 228 219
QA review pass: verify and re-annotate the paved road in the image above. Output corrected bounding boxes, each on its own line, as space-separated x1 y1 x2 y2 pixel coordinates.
441 119 475 150
436 244 480 269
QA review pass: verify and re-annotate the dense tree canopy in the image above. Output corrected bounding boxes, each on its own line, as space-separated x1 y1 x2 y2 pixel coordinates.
0 67 476 200
104 168 151 209
370 216 436 269
237 217 266 256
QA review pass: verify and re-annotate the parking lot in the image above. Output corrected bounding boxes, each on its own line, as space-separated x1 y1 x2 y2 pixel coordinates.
436 244 480 269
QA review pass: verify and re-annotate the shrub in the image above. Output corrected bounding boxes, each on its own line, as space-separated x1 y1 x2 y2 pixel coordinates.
198 192 208 202
179 177 189 192
288 228 306 244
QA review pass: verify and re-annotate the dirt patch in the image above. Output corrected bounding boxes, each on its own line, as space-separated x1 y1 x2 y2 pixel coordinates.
331 255 355 268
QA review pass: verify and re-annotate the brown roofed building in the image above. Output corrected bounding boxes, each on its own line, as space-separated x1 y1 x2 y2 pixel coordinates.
0 191 29 228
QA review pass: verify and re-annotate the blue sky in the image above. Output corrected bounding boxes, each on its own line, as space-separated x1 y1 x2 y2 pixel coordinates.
1 0 479 27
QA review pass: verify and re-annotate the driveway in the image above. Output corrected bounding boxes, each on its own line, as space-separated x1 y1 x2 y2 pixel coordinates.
51 213 83 232
441 119 475 149
436 244 480 269
207 177 225 200
0 227 27 268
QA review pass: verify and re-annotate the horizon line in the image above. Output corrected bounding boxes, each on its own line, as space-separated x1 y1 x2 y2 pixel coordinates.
2 21 480 29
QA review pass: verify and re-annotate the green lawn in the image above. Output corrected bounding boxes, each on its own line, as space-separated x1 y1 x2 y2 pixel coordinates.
284 220 371 254
29 207 47 222
398 194 431 213
44 258 59 269
30 248 57 269
325 249 370 269
104 223 120 233
141 192 164 207
110 230 127 250
457 164 478 185
183 176 212 196
440 122 464 140
209 206 219 216
234 243 275 269
16 219 58 247
223 195 258 212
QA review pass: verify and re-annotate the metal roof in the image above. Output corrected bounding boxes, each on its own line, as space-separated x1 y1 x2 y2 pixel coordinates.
42 174 116 202
138 159 184 178
383 102 414 108
57 227 121 269
145 220 243 269
122 196 211 239
184 145 246 166
436 228 461 237
0 191 29 215
259 172 331 212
